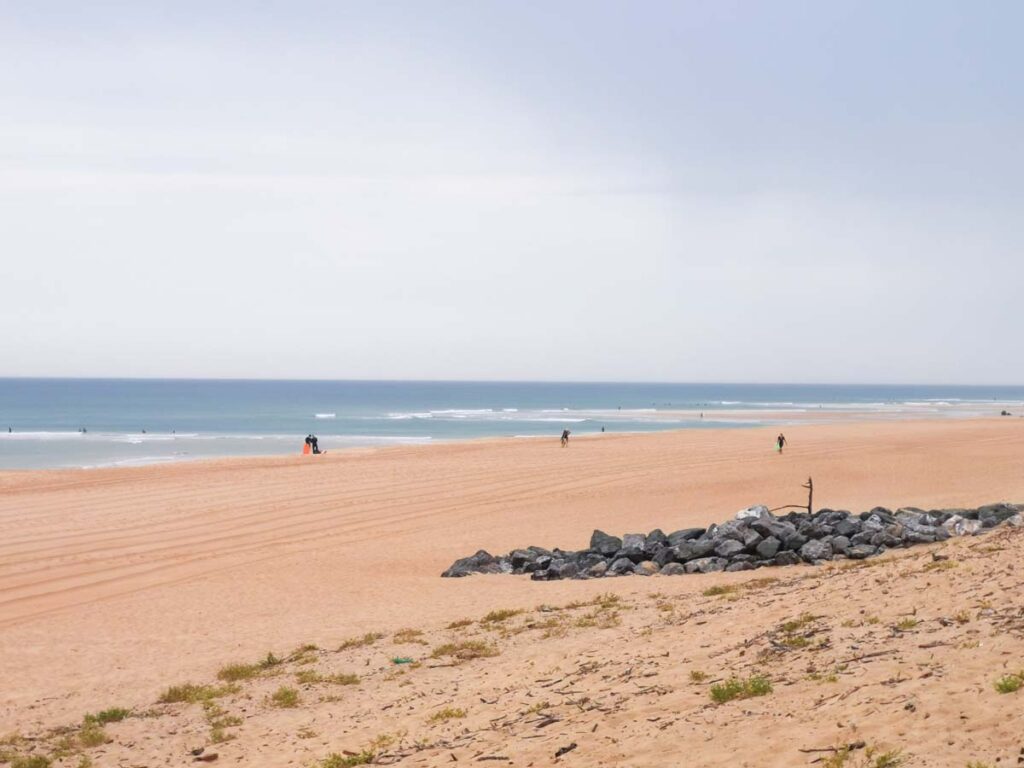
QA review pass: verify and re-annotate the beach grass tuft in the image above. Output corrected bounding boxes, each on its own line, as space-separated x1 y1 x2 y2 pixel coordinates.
269 686 300 708
83 708 130 725
481 608 523 624
427 707 466 723
158 683 236 704
993 672 1023 694
710 674 772 704
217 663 260 682
430 640 498 662
337 632 385 651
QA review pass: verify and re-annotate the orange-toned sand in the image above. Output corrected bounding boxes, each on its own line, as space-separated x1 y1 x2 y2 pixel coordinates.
2 419 1023 766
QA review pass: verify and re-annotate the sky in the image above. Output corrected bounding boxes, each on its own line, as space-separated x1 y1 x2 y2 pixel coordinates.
1 1 1022 383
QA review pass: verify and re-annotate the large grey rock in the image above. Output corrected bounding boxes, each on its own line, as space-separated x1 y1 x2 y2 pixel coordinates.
782 531 809 551
831 535 851 552
667 527 705 545
833 517 862 537
441 550 500 577
755 536 781 559
645 529 669 554
726 561 756 572
736 504 771 520
774 551 802 566
684 557 727 574
617 533 648 562
659 562 686 576
633 560 660 576
741 529 763 551
799 539 833 563
588 560 609 577
607 556 636 575
846 543 876 559
1002 514 1023 528
589 530 623 557
714 539 745 558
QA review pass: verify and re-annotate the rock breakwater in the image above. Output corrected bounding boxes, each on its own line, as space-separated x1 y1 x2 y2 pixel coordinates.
441 503 1023 579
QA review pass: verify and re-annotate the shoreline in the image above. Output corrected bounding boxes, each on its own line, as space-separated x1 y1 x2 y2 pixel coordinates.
2 407 1023 473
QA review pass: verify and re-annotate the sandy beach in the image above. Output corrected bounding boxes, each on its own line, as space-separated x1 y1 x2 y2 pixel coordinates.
2 418 1023 766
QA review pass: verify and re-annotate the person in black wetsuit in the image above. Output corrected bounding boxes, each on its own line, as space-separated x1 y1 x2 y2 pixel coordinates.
310 434 321 454
776 433 787 454
561 429 571 447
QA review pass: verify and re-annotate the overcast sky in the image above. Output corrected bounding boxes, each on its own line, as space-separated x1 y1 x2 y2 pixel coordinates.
1 1 1021 383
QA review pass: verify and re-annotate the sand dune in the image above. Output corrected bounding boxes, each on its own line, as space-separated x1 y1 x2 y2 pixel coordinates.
2 418 1024 766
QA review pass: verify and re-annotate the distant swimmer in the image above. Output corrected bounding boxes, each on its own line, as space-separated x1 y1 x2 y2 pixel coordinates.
601 426 605 433
776 433 787 454
561 429 571 447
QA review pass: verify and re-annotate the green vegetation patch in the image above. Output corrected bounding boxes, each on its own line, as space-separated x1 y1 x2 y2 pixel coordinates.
710 674 773 704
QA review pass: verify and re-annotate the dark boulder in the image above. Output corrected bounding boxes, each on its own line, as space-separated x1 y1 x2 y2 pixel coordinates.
799 539 832 562
667 527 706 545
846 543 876 559
634 560 659 576
684 557 727 574
774 551 802 566
755 536 781 559
616 533 648 562
441 550 500 577
659 562 686 576
607 557 636 576
726 561 755 572
589 530 622 557
714 539 745 559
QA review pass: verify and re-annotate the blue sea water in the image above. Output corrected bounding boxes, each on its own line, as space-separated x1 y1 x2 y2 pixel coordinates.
1 379 1022 469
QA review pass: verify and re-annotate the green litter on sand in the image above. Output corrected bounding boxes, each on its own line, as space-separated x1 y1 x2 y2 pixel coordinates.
391 657 414 664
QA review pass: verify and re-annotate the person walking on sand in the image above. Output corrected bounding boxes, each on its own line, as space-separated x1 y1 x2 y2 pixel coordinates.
561 429 571 447
776 433 787 454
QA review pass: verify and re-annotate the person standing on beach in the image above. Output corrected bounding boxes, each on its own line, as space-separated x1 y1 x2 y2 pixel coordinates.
561 429 571 447
776 433 787 453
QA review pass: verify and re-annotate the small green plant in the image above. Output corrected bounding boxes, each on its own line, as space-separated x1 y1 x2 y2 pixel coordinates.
321 753 373 767
77 722 108 748
779 613 817 633
481 608 523 623
338 632 385 651
157 683 235 704
710 674 772 704
966 762 994 768
270 686 300 708
525 700 550 714
895 618 919 631
258 652 283 669
393 628 426 644
217 663 260 682
83 707 130 724
430 640 498 662
953 610 971 624
866 748 902 768
427 707 466 723
993 672 1023 694
320 735 395 767
689 670 708 683
447 619 473 629
210 726 235 743
296 670 359 686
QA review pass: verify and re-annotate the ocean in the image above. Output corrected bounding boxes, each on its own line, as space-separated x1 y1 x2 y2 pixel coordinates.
1 378 1022 470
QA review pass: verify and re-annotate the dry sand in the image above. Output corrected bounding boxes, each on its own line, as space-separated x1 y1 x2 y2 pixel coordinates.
1 418 1023 766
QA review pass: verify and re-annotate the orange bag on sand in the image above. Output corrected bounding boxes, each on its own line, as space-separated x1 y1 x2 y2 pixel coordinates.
302 443 311 455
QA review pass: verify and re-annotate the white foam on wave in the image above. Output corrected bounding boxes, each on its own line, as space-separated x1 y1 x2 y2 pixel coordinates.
314 413 336 419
